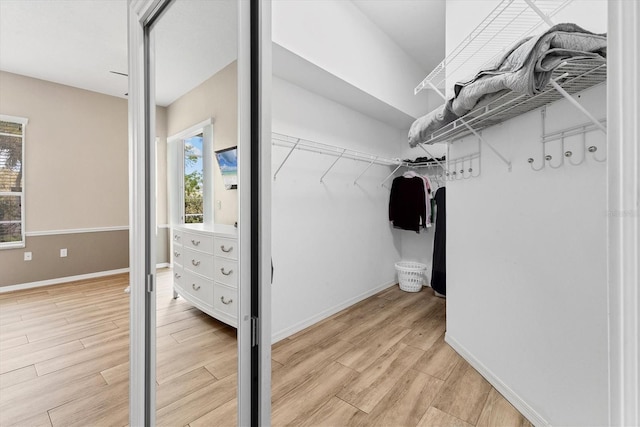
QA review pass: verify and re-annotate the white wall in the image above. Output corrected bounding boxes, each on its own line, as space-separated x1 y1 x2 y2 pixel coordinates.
447 84 608 425
272 0 433 119
271 76 408 340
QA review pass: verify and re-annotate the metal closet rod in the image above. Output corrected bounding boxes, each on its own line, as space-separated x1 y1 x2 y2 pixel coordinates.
271 132 444 184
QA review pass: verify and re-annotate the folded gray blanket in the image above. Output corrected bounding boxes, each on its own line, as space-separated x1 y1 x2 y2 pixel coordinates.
408 23 606 147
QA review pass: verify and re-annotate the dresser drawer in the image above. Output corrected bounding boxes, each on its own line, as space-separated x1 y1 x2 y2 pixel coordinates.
213 283 237 319
182 272 214 307
172 230 183 245
183 231 214 254
213 258 237 287
172 243 184 263
214 237 237 260
183 247 214 278
173 263 184 286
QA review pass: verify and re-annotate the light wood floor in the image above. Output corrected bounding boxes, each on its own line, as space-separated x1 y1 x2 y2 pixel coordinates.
0 270 531 426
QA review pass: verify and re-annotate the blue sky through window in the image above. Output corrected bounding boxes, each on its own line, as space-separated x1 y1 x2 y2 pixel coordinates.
184 135 203 177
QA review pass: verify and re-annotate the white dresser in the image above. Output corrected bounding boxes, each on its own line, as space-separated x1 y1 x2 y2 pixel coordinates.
171 223 238 328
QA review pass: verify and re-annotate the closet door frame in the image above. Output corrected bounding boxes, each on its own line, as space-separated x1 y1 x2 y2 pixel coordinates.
127 0 272 425
607 2 639 426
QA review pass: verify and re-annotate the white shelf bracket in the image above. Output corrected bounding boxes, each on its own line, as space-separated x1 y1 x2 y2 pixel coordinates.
273 138 300 180
381 164 403 187
429 69 512 171
550 78 607 134
428 81 447 101
353 157 377 185
459 119 512 171
320 149 346 183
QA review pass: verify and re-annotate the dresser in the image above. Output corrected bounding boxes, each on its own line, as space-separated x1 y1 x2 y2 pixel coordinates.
171 223 238 328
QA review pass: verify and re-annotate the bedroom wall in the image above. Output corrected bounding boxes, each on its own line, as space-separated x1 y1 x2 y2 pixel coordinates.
446 82 608 425
271 76 410 341
0 71 129 287
0 71 170 288
166 61 238 226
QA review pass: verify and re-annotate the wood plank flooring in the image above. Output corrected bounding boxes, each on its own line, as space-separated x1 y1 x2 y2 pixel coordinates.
0 271 531 426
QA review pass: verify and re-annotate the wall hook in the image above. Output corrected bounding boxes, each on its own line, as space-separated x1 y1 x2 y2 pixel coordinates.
547 136 565 169
528 157 545 171
588 145 607 162
461 158 472 179
529 108 547 171
565 149 587 166
566 128 587 166
547 154 564 169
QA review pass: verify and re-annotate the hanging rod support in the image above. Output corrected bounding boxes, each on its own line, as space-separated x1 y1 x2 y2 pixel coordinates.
320 149 346 183
381 164 402 187
354 157 377 185
417 144 446 170
549 79 607 134
273 138 300 180
523 0 555 28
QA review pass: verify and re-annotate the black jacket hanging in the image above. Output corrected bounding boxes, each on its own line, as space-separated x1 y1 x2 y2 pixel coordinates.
431 187 446 295
389 176 426 232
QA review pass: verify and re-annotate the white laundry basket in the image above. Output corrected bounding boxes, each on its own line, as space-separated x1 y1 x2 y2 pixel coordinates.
395 261 427 292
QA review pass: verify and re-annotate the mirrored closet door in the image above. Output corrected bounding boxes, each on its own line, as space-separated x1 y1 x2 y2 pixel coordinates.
127 0 271 425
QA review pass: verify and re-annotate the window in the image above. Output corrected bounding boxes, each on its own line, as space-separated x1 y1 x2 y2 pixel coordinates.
183 133 204 223
0 115 27 248
167 119 212 225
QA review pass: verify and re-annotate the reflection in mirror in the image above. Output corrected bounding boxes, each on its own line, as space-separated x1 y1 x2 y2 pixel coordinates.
152 0 239 424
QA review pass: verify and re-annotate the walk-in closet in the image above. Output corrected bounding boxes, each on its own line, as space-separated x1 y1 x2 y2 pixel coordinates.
269 0 615 425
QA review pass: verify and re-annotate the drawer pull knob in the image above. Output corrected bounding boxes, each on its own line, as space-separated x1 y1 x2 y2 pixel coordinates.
174 234 180 240
192 283 201 291
174 251 180 257
221 296 233 305
221 268 233 276
221 245 233 253
191 239 200 246
174 273 181 279
191 259 201 267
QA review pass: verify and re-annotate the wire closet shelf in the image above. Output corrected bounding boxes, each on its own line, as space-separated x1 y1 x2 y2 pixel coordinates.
418 58 606 146
414 0 573 95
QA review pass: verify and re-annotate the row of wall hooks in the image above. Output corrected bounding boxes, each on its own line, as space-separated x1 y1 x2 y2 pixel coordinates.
272 132 444 186
527 108 606 171
446 152 481 180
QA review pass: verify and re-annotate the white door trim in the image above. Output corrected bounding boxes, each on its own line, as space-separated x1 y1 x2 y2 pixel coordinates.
607 2 639 426
127 1 166 425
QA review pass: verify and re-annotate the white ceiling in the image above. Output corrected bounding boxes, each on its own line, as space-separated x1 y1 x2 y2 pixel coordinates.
152 0 237 106
0 0 443 106
0 0 129 100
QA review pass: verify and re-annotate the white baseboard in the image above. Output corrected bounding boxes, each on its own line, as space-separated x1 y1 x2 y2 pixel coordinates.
2 263 171 293
1 268 131 293
271 280 397 344
445 333 549 427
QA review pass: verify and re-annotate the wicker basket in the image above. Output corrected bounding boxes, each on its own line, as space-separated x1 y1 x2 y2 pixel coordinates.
395 261 427 292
